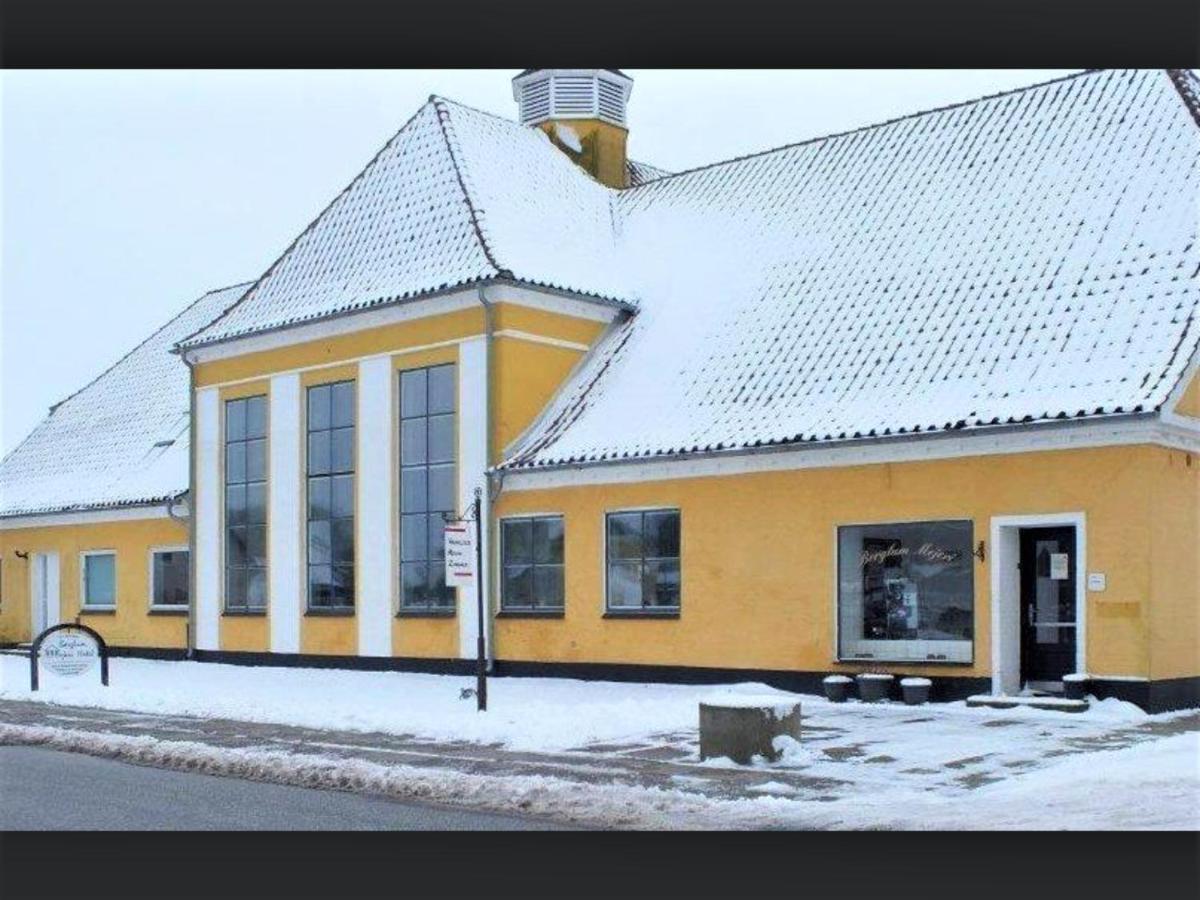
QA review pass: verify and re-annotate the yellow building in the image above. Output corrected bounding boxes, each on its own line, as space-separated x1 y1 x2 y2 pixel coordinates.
3 69 1198 711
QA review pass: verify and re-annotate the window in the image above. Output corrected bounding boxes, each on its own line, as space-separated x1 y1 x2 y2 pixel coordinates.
307 381 356 610
399 364 456 612
225 395 268 612
605 509 680 613
82 552 116 609
151 549 190 609
501 516 564 611
837 519 974 663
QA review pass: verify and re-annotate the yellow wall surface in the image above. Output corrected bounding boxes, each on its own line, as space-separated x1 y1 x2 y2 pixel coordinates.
493 444 1197 680
1148 449 1200 680
0 515 189 647
1174 371 1200 419
537 119 629 188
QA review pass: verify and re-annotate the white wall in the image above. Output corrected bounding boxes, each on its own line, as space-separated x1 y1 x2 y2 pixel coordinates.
457 338 489 660
194 387 220 650
356 356 394 656
268 374 302 654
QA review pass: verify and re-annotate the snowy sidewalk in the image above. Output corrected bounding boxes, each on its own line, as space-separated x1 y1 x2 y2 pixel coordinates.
1 657 1198 828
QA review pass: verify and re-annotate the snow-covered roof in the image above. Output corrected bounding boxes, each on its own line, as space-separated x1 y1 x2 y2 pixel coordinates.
177 70 1199 470
180 98 635 349
506 69 1200 468
0 283 249 518
627 158 671 187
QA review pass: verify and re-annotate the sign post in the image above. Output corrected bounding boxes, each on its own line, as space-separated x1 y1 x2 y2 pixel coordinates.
445 487 487 712
30 622 109 691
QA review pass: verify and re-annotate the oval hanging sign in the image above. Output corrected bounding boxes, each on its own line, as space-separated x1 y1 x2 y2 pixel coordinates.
40 628 100 676
30 623 110 690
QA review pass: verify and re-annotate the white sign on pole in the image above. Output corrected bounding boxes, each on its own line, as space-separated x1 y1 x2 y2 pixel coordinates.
444 522 476 588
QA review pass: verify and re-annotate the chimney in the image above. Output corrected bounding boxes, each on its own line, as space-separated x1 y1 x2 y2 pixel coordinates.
512 69 633 189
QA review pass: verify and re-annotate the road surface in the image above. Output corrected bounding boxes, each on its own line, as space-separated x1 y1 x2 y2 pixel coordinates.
0 746 569 830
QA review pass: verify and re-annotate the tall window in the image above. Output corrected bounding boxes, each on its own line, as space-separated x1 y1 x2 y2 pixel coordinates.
605 509 681 613
399 364 456 612
81 551 117 609
151 549 190 609
307 380 356 610
501 516 565 612
225 395 267 611
836 519 974 663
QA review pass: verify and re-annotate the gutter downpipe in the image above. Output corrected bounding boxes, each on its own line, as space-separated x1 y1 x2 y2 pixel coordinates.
180 349 198 660
477 282 497 674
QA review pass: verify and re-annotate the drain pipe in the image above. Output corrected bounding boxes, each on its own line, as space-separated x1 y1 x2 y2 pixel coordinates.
180 349 199 660
477 282 497 674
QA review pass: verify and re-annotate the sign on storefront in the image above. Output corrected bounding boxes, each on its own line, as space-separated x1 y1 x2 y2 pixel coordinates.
444 522 476 587
30 622 109 691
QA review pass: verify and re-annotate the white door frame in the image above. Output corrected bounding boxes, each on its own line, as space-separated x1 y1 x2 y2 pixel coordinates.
29 552 61 637
989 513 1086 696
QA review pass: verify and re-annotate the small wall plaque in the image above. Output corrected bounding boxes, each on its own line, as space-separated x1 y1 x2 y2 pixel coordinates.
1086 572 1107 592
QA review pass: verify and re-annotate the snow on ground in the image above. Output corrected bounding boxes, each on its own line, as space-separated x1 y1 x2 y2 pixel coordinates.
2 656 1197 829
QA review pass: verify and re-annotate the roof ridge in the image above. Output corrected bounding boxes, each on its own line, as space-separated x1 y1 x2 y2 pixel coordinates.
430 97 509 277
0 281 250 471
177 99 452 349
625 69 1108 193
1166 69 1200 128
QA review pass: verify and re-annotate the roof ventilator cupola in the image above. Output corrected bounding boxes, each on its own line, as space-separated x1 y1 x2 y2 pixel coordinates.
512 69 634 189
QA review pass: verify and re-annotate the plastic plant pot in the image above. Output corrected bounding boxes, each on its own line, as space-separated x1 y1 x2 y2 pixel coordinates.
855 673 895 703
823 675 853 703
1062 673 1089 701
900 677 932 705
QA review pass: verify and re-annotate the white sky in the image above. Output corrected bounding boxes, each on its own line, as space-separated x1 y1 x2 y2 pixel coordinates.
0 69 1074 455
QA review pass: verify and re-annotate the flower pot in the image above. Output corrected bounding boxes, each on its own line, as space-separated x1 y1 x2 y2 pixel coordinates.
1062 674 1089 701
823 675 852 703
900 677 931 705
855 673 894 703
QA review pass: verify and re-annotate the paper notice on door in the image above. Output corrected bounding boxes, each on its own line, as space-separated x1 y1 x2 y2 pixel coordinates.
1049 552 1069 580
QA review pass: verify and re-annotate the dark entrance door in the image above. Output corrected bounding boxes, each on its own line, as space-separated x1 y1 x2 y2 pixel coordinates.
1019 527 1078 688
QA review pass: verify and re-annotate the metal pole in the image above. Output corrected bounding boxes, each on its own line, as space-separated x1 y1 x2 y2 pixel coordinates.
473 488 487 712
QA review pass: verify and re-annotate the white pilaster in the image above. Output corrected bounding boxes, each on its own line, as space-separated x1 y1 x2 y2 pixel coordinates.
457 338 490 660
357 356 394 656
194 387 221 650
269 374 302 654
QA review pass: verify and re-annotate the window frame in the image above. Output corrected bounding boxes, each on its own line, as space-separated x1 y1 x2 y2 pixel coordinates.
79 550 117 612
397 363 458 617
834 517 975 665
148 545 190 613
223 393 269 615
603 507 682 618
305 379 357 614
498 514 566 615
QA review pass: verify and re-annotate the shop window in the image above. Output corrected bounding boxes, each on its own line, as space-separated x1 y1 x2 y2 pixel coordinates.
501 516 564 611
225 395 268 612
837 519 974 663
82 551 116 609
605 509 680 613
307 381 356 611
151 549 190 609
398 364 457 612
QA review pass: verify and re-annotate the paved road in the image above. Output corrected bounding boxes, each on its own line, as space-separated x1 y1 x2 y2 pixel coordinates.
0 746 568 830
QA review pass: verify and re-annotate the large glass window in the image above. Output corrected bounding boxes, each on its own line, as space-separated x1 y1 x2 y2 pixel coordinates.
225 395 267 611
307 381 356 610
82 552 116 609
399 364 456 612
605 509 680 613
501 516 564 612
837 519 974 663
151 549 190 609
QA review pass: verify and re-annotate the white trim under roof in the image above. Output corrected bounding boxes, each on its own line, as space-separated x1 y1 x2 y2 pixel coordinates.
0 503 181 531
179 284 623 365
499 415 1200 492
